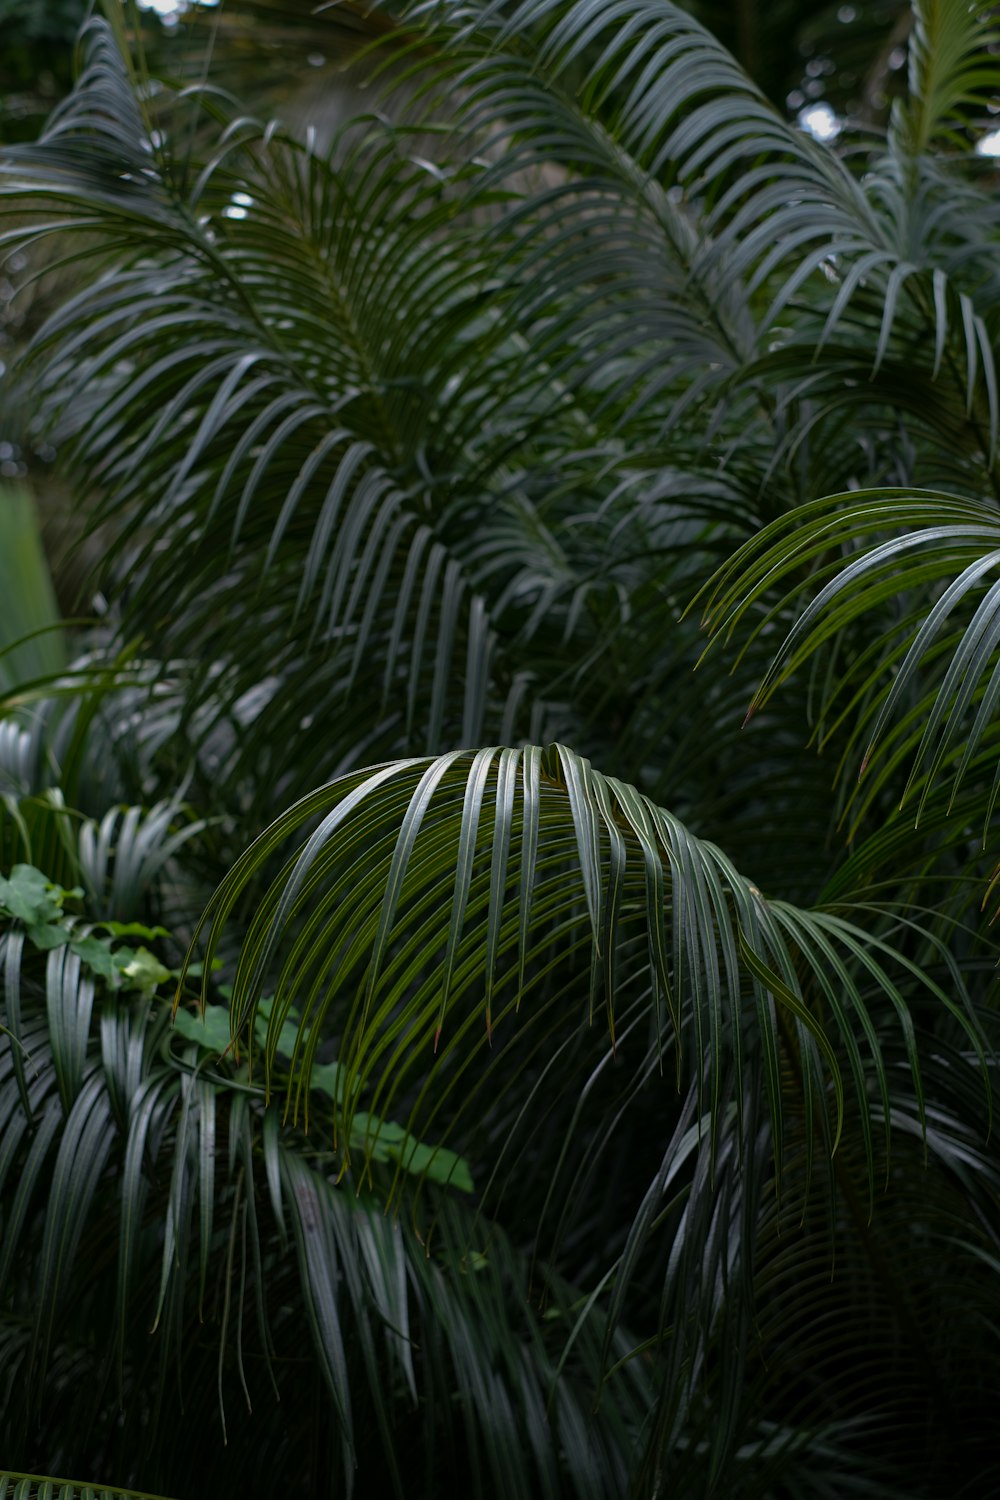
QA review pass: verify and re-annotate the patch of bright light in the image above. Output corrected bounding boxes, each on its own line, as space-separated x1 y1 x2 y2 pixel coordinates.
976 128 1000 157
136 0 219 17
223 191 253 220
798 103 841 142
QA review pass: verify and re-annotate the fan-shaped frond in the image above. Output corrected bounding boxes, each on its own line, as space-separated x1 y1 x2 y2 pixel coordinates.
184 745 988 1213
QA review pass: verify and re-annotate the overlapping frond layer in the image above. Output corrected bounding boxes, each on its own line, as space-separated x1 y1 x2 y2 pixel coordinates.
5 1 1000 838
0 888 649 1498
3 0 1000 1493
187 745 989 1211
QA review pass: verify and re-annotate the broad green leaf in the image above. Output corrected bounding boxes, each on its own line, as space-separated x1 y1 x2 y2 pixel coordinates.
69 935 118 980
115 946 171 993
99 920 171 940
0 865 70 927
28 923 71 952
172 1004 234 1055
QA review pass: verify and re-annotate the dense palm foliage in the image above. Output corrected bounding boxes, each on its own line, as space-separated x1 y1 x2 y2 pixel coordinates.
1 0 999 1493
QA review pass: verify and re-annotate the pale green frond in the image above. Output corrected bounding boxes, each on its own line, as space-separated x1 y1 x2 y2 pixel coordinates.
697 488 1000 827
897 0 1000 153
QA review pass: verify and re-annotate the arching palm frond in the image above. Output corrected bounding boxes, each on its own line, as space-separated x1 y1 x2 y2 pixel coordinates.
186 743 986 1166
5 0 997 838
0 1478 178 1500
895 0 1000 153
433 0 1000 461
697 488 1000 843
4 20 531 786
179 741 997 1490
0 842 651 1499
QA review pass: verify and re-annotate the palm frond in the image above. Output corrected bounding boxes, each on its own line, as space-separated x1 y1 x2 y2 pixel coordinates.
896 0 1000 152
0 837 650 1497
0 1477 177 1500
4 1 1000 1492
697 488 1000 834
185 745 988 1206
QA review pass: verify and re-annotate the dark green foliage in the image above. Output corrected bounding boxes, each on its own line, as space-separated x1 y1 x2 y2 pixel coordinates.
1 0 999 1494
0 0 88 144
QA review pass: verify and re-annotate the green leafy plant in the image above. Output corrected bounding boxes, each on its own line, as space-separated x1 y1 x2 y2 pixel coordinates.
1 0 1000 1494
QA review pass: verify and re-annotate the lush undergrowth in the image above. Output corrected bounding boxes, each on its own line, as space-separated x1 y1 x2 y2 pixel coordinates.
1 0 999 1494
